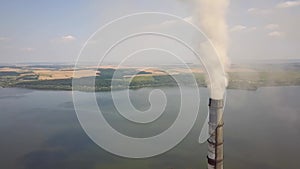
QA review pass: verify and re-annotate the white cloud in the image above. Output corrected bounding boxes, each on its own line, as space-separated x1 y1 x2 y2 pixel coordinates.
268 31 285 37
230 25 257 32
265 24 280 30
183 16 193 24
51 35 77 44
230 25 247 32
247 8 257 12
276 1 300 8
21 48 35 52
0 37 10 41
247 8 272 15
248 27 257 31
145 16 194 31
61 35 76 42
160 16 193 26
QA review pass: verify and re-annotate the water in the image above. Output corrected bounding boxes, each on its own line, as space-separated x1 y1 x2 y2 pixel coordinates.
0 87 299 169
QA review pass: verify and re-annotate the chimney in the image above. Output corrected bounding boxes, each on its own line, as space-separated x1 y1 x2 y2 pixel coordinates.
207 98 224 169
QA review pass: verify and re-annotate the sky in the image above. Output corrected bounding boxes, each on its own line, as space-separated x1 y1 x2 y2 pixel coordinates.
0 0 299 64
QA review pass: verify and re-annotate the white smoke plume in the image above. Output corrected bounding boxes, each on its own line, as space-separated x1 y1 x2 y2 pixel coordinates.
188 0 230 99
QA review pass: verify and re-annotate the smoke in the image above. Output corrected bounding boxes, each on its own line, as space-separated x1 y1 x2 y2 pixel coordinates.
187 0 230 99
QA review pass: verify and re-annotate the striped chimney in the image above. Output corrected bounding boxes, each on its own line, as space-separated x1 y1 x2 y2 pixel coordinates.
207 98 224 169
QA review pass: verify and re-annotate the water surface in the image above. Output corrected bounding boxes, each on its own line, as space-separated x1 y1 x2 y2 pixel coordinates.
0 87 299 169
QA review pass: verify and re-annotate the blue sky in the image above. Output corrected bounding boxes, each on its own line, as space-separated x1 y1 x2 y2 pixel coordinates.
0 0 299 63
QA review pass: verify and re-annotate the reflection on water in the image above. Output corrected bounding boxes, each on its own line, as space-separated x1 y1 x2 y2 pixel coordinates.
0 87 299 169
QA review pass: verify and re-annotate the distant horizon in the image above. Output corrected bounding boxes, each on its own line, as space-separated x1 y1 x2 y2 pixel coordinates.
1 58 300 66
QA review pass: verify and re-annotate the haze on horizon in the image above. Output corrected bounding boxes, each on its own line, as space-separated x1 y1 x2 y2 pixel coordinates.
0 0 299 64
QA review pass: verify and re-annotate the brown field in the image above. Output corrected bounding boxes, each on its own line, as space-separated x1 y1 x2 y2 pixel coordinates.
0 67 27 73
0 65 265 81
0 67 97 80
34 69 97 80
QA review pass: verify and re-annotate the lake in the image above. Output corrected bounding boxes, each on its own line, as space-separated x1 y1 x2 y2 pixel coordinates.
0 86 299 169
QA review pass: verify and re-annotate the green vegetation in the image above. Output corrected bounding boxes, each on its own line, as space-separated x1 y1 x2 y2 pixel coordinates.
1 67 300 91
228 71 300 90
0 71 21 76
